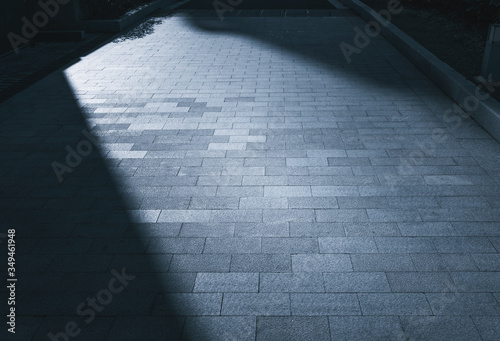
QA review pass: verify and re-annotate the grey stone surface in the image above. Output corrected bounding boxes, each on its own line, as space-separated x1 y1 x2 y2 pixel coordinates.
257 316 330 341
260 272 325 292
291 293 361 315
329 316 405 341
292 254 353 272
222 293 290 316
472 316 500 341
1 4 500 340
426 293 500 315
324 272 391 293
230 253 291 272
184 316 256 341
358 293 432 315
194 272 259 292
400 316 482 341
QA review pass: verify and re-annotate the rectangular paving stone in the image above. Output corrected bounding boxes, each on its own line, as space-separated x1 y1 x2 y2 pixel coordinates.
452 222 500 236
306 149 346 157
197 176 242 186
288 197 338 209
157 210 212 223
386 196 440 208
217 186 263 197
257 316 330 341
262 237 318 253
210 210 263 223
308 166 353 176
203 158 244 167
184 316 256 341
450 272 500 292
179 222 234 237
319 237 377 253
222 293 290 316
140 197 190 210
386 272 457 293
398 222 456 236
311 186 359 197
240 197 288 209
289 222 345 237
168 254 231 273
351 254 415 271
286 157 328 167
432 237 497 253
194 273 259 292
292 254 352 272
245 158 286 167
316 209 369 223
324 272 390 293
343 222 400 237
375 237 436 253
168 187 217 197
264 186 311 197
128 209 160 223
208 142 246 150
426 293 500 315
266 166 309 176
188 197 240 210
287 176 334 186
204 238 261 254
233 222 289 237
338 196 388 209
291 293 360 315
242 176 287 186
358 293 432 315
147 237 205 254
329 316 405 341
367 209 422 223
263 209 315 223
410 253 478 271
124 223 181 238
222 166 265 175
231 253 291 272
419 208 476 222
400 316 481 341
260 273 324 293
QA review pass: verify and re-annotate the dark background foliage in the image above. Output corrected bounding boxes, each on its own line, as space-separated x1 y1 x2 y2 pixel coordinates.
407 0 500 28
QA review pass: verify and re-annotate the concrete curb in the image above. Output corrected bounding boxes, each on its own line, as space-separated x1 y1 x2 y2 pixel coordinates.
342 0 500 143
80 0 178 33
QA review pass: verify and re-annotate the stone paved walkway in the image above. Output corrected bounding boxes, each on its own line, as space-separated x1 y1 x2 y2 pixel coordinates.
1 5 500 341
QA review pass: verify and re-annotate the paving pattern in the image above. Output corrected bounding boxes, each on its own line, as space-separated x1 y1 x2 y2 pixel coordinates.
1 5 500 341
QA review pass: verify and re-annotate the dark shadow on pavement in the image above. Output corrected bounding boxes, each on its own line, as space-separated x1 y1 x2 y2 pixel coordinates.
0 70 193 340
